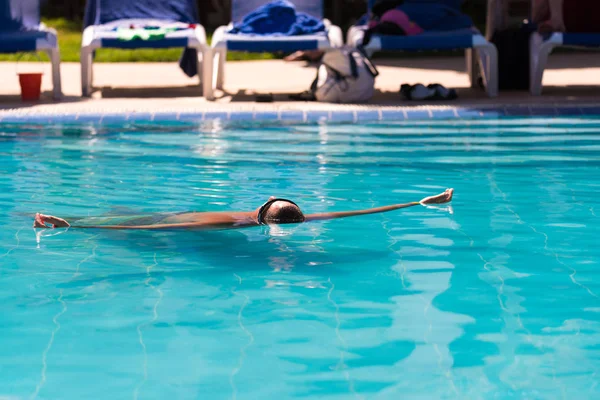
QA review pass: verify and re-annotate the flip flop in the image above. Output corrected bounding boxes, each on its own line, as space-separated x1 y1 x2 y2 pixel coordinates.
400 83 435 100
427 83 458 100
400 83 457 101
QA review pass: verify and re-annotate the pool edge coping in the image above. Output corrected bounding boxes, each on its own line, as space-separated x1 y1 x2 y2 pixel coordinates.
1 104 599 123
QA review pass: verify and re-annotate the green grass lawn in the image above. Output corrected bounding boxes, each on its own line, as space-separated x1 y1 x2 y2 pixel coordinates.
0 18 277 62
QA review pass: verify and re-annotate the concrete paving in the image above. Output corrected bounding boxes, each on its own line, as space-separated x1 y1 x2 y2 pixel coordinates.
1 52 599 115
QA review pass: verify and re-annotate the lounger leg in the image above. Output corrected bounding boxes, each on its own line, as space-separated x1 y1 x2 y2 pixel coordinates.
473 40 498 98
81 47 94 97
196 48 204 87
216 48 226 90
45 47 62 99
466 48 478 88
484 46 498 98
529 33 557 96
203 47 214 100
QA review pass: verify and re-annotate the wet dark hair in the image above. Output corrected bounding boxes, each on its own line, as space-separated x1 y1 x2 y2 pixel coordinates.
258 198 305 224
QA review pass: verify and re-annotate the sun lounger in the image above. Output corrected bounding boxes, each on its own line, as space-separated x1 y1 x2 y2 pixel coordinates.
0 0 62 99
347 0 498 98
80 0 209 97
206 0 343 100
530 32 600 95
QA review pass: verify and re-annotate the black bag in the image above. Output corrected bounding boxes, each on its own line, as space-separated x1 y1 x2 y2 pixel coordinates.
490 23 534 90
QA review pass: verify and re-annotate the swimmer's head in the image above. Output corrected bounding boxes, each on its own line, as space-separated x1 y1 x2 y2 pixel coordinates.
257 197 305 225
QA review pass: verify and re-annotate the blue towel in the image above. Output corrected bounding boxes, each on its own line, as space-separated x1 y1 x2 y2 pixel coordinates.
228 0 325 36
400 2 473 31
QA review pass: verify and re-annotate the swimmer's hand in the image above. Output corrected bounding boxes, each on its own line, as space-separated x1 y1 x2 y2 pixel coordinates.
420 188 453 205
33 213 70 229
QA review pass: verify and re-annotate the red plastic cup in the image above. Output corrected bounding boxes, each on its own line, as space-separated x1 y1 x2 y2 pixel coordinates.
18 73 43 101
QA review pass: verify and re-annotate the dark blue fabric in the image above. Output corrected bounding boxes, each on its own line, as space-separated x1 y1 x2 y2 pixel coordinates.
232 0 322 22
365 0 471 31
406 0 463 9
562 33 600 47
0 0 40 32
368 0 464 10
226 38 320 52
228 0 325 36
0 30 48 52
376 29 475 50
83 0 198 27
101 37 189 49
83 0 200 77
399 2 472 31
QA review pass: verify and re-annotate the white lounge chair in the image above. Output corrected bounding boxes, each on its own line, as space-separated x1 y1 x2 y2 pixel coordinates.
80 0 210 98
206 0 344 100
347 0 499 98
530 32 600 95
0 0 62 99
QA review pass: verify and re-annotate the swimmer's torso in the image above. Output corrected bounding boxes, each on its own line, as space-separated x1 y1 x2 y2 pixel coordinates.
159 212 256 227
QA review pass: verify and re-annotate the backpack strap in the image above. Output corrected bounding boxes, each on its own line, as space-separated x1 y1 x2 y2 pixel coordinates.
348 51 359 79
356 46 379 78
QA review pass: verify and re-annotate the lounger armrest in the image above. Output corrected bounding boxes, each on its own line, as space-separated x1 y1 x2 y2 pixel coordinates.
545 32 564 45
211 25 230 49
81 25 98 49
347 25 367 47
37 23 58 38
194 24 207 45
187 24 208 49
326 23 343 48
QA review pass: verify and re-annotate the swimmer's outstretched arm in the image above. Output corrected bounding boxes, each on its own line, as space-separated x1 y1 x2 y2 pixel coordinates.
304 188 453 222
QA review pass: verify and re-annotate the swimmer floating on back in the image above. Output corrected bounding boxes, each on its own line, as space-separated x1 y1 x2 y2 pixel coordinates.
33 189 453 231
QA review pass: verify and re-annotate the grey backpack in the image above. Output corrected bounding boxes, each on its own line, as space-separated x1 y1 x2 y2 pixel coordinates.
311 47 379 103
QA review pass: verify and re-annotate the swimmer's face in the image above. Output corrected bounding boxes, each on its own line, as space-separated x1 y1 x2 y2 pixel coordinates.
257 196 305 225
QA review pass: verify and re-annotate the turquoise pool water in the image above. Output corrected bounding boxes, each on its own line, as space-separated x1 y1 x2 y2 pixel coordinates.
1 118 599 399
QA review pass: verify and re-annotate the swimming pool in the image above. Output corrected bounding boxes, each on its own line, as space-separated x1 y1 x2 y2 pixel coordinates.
1 117 599 399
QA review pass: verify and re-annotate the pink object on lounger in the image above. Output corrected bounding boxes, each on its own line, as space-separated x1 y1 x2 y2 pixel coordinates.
380 9 423 35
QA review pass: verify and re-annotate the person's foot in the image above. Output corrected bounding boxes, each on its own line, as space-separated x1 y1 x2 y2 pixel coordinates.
420 188 453 205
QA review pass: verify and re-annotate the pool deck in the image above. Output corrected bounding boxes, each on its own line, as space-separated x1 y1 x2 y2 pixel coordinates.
1 52 599 118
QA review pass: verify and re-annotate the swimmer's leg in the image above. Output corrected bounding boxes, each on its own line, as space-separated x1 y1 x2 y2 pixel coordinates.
69 214 177 227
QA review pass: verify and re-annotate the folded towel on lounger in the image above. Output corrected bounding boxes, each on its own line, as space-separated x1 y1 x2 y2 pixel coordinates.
228 0 325 36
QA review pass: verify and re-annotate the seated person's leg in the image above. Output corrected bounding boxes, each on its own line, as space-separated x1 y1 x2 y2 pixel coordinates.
535 0 565 33
548 0 565 31
532 0 550 24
